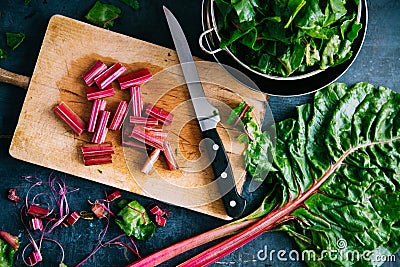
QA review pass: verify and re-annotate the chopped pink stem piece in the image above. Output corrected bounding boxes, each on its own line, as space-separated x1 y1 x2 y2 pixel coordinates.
54 102 85 135
106 190 121 202
130 127 164 150
91 202 108 218
130 86 143 117
145 104 174 125
86 85 115 100
144 127 168 139
88 99 107 132
150 206 165 216
27 205 49 217
118 68 152 90
81 142 114 156
122 139 150 151
83 155 113 166
129 116 158 126
109 101 128 130
163 140 179 171
7 188 21 202
82 60 107 86
155 216 167 227
66 211 80 226
30 218 43 231
27 250 43 265
141 149 161 174
91 111 110 144
94 62 126 90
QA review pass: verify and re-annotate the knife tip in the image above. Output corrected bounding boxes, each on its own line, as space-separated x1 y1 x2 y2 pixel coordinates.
162 5 170 13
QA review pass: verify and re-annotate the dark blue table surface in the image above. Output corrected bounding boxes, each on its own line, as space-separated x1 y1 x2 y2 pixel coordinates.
0 1 399 266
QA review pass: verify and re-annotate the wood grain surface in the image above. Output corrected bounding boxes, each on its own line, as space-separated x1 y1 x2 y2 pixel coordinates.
9 15 267 220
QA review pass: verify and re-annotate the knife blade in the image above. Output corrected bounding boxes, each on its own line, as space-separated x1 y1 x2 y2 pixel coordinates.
163 6 246 218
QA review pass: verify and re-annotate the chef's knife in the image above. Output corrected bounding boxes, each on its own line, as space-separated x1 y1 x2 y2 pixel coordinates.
163 6 246 218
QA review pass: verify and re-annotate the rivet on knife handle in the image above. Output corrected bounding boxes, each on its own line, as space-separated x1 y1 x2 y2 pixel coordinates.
202 128 246 218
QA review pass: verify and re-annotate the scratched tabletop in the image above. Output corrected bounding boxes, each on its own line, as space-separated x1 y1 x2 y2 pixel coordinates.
0 1 399 266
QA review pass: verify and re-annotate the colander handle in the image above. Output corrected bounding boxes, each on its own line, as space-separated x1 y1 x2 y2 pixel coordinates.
199 28 222 55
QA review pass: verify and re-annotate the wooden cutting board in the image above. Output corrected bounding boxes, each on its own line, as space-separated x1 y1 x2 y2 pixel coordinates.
9 15 267 220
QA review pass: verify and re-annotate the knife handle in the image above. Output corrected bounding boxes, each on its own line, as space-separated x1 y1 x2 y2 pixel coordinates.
202 128 246 218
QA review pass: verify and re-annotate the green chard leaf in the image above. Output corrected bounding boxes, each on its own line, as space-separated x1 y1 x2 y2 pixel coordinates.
6 32 25 50
284 0 306 29
231 0 256 23
216 0 362 76
85 1 122 29
0 49 7 59
115 200 156 240
323 0 347 26
0 239 16 267
321 34 341 69
242 82 400 266
119 0 140 10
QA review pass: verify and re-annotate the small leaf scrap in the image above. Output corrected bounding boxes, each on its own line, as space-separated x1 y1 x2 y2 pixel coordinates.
85 1 122 28
115 200 156 240
6 32 25 50
0 48 7 59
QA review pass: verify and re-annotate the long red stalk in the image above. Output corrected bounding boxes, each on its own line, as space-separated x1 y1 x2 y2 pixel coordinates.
127 138 400 267
126 218 258 267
